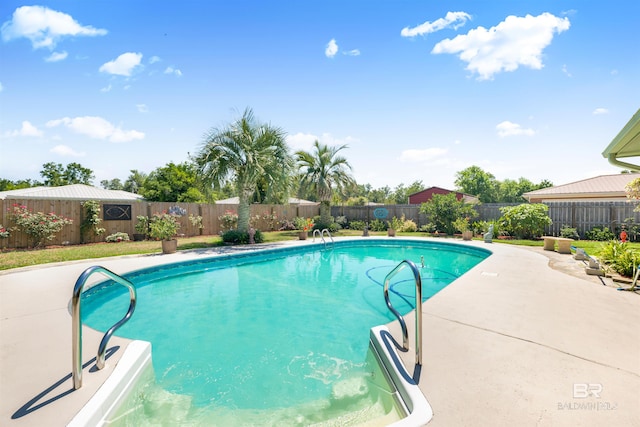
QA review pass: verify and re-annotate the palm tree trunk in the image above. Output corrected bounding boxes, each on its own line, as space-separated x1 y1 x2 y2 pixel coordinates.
237 189 252 233
319 201 332 227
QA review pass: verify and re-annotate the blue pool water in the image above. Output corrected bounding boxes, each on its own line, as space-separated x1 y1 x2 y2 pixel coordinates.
81 239 489 424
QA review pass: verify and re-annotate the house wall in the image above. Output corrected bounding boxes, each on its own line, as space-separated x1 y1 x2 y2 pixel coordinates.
408 188 464 205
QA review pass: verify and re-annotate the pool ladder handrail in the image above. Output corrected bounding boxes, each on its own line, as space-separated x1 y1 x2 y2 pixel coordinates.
71 265 137 389
383 259 423 366
312 228 334 247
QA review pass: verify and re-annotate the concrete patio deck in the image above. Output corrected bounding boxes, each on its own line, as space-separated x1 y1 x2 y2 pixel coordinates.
1 238 638 426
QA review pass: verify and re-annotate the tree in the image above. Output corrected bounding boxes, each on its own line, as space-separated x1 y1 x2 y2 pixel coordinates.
0 178 41 191
123 170 147 194
141 162 205 202
100 178 124 190
419 192 477 235
392 180 424 204
296 141 355 227
40 162 94 186
454 166 499 203
194 108 293 233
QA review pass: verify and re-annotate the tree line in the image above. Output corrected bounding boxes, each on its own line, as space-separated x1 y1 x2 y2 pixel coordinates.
1 108 552 217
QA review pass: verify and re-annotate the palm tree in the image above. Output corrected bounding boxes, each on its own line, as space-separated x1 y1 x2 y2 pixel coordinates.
195 108 293 233
296 141 355 226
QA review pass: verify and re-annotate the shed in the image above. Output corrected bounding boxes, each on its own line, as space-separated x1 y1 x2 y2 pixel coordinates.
408 187 479 205
0 184 144 201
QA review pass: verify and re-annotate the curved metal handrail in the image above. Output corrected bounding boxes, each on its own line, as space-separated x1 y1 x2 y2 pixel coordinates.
321 229 334 247
313 229 322 242
383 259 423 366
72 266 137 389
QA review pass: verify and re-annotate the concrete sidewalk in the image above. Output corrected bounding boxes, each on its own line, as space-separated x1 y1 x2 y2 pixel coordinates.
1 239 638 426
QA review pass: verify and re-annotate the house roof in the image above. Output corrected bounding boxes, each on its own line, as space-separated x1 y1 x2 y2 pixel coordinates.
522 173 640 201
602 108 640 170
215 196 319 205
0 184 145 201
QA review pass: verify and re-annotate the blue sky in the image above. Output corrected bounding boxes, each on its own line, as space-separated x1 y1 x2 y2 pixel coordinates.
1 1 638 191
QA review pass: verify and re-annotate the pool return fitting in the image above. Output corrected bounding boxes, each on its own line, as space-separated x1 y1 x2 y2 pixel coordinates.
383 259 423 367
71 266 137 389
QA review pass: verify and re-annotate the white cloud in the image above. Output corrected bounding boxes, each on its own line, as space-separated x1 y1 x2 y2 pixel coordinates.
164 66 182 76
1 5 107 50
46 116 144 143
496 121 535 137
399 148 447 162
4 120 43 137
136 104 149 113
100 84 112 93
50 144 85 157
432 13 570 80
45 51 68 62
325 39 338 58
344 49 360 56
149 55 161 64
401 11 471 37
592 108 609 115
562 64 572 77
99 52 143 76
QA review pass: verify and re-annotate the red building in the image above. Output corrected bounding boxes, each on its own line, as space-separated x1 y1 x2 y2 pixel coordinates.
407 187 479 205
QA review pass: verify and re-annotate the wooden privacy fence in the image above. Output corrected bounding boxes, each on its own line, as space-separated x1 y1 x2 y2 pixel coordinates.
0 199 320 249
3 199 639 248
332 201 640 238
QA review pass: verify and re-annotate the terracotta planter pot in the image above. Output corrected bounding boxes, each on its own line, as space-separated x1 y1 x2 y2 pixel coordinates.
299 231 308 240
387 228 396 237
462 230 473 241
161 239 178 254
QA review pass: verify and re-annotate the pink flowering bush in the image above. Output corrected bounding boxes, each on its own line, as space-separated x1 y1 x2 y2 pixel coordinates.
0 225 9 239
8 204 73 248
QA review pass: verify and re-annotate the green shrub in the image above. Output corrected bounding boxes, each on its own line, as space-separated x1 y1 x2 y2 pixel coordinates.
585 226 615 241
349 220 366 230
599 240 640 277
8 204 73 247
80 200 105 242
105 232 130 243
499 203 552 239
221 229 264 244
335 216 348 228
560 225 580 240
369 219 387 232
401 219 418 232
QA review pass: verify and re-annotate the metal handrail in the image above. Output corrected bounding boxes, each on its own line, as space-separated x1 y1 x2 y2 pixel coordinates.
313 229 322 242
383 259 423 366
321 229 334 246
72 266 137 389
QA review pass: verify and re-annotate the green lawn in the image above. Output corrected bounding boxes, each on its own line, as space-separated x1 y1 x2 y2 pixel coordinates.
0 230 634 271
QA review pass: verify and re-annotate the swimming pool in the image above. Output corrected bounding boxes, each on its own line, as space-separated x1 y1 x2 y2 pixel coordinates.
80 239 489 425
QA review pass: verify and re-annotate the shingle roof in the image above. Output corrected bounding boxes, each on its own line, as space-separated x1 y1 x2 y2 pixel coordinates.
0 184 144 201
522 173 640 199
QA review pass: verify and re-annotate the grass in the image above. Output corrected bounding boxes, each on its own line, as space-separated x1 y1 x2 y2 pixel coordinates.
1 230 638 272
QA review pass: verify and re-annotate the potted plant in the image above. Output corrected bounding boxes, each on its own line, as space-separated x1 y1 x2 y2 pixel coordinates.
453 217 472 240
294 217 314 240
387 216 403 237
134 215 149 241
149 212 181 253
